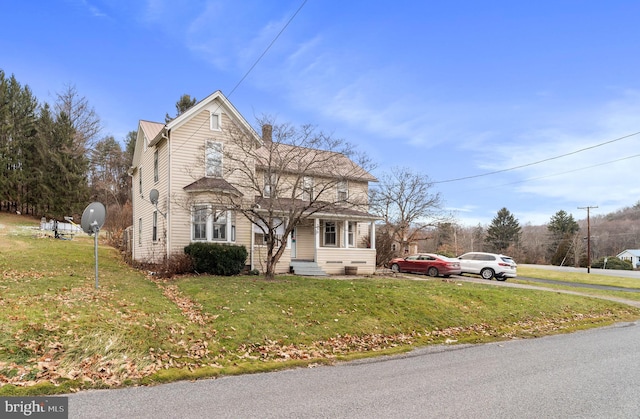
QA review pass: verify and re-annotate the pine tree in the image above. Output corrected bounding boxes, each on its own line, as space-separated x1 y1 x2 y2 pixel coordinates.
0 71 38 213
484 207 521 253
547 210 580 265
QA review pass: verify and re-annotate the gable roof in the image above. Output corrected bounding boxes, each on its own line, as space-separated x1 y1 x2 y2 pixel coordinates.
131 120 165 170
164 90 262 146
617 249 640 257
131 91 263 170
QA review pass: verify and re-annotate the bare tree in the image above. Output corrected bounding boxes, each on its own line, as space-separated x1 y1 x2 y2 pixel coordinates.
180 117 376 280
54 84 101 156
370 167 451 257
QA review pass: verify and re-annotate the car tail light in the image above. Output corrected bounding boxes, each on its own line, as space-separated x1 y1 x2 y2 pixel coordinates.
498 262 511 267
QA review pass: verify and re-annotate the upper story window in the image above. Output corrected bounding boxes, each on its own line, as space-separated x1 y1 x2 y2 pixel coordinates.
264 172 277 198
153 150 159 183
205 140 223 177
337 180 348 201
210 112 221 131
302 176 313 201
138 167 143 196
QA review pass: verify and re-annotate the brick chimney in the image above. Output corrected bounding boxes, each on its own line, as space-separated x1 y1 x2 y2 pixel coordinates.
262 124 272 143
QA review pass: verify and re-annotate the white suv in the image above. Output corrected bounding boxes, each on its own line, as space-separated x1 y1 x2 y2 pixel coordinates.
457 252 517 281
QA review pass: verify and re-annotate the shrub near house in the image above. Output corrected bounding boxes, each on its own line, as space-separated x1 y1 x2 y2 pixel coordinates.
184 243 248 275
591 257 632 270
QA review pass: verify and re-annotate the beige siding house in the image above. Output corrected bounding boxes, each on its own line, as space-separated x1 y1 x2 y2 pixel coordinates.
130 91 379 275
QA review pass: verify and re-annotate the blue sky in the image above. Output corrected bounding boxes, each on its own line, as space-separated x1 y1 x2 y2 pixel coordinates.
3 1 640 226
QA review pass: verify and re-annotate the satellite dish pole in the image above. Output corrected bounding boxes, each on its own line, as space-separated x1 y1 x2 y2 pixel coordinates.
81 202 107 289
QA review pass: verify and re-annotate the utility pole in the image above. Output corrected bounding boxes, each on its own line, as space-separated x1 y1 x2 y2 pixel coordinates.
578 206 598 273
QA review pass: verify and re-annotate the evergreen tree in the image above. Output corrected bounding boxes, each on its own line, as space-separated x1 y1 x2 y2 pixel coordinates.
484 207 521 253
165 94 197 123
547 210 580 265
47 111 90 217
0 71 38 213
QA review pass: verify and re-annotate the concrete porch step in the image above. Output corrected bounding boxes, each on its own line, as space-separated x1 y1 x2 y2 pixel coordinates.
290 261 329 277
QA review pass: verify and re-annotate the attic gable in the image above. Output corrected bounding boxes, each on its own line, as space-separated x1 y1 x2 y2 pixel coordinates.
165 90 262 147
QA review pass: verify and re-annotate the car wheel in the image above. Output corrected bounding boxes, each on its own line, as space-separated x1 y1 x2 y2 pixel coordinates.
496 276 507 282
480 268 495 280
391 264 400 273
427 267 439 277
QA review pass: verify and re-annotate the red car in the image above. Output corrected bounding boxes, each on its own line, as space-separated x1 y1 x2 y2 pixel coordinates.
389 253 462 277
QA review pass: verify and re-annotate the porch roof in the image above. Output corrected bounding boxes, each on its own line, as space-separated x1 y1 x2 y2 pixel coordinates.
254 197 380 221
183 177 243 196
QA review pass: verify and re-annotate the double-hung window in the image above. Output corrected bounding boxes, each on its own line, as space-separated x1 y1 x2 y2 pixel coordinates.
254 218 285 246
324 221 337 246
302 176 313 201
192 206 208 241
337 180 348 201
205 141 223 177
153 150 159 182
152 211 158 242
211 210 226 241
264 172 277 198
192 206 233 242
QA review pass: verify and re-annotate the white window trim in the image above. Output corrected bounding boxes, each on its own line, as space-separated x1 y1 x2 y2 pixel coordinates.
302 176 313 201
191 205 234 243
210 112 221 131
264 172 277 198
324 220 337 246
205 140 223 178
153 149 159 183
253 218 286 247
337 180 348 201
152 211 158 242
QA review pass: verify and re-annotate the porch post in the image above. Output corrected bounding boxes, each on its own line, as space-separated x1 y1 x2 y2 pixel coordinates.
370 221 376 249
314 218 320 262
344 220 349 248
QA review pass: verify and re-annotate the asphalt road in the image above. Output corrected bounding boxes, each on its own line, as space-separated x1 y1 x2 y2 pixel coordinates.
68 322 640 418
66 269 640 418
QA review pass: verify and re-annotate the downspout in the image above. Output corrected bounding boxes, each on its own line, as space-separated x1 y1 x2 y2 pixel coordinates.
250 220 255 271
163 129 170 261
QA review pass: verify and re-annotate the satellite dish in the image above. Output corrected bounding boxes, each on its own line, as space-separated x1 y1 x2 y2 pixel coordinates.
149 189 159 205
81 202 106 235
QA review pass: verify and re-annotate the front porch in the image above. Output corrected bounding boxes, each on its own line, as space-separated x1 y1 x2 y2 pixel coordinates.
251 217 378 275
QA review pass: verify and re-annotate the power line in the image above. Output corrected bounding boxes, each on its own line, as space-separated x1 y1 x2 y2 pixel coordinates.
433 131 640 184
168 0 308 154
493 153 640 188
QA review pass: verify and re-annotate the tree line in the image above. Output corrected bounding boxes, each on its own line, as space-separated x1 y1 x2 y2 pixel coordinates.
2 69 637 267
0 70 134 230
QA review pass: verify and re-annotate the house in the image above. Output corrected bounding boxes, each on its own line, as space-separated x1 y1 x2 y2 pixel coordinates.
616 249 640 268
129 90 379 275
